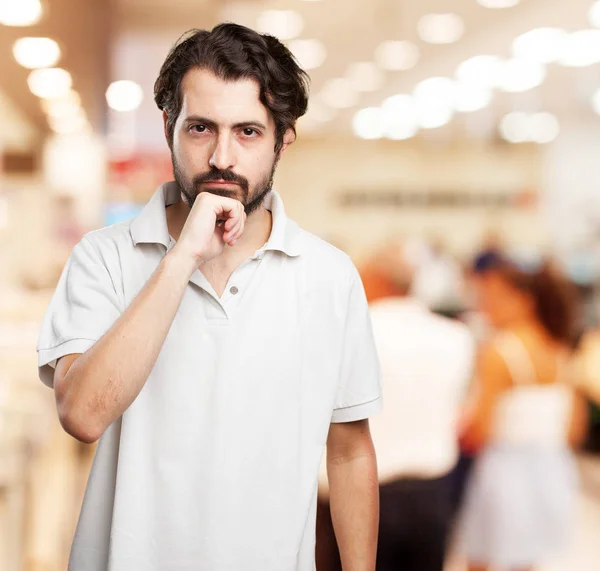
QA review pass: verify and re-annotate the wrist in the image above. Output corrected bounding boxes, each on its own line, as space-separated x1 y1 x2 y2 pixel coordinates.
163 245 201 279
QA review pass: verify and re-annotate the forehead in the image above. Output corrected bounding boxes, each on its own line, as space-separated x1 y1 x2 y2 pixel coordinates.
179 68 272 126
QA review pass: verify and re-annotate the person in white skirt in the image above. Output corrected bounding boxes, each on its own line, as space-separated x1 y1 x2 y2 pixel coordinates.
457 254 588 571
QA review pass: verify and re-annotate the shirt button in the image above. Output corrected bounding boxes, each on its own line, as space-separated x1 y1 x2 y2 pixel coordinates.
230 286 239 295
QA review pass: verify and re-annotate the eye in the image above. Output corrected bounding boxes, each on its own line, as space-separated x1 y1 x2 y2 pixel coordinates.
190 124 207 134
241 128 258 138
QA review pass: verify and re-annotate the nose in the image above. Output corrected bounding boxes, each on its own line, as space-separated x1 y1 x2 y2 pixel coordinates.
209 132 236 171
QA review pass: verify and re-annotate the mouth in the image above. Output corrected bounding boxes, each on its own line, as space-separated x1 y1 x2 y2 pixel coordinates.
202 180 239 187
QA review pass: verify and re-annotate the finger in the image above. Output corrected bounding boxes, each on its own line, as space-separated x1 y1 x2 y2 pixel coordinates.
225 223 244 246
224 207 245 235
225 217 245 246
223 225 241 245
214 197 245 221
224 215 240 232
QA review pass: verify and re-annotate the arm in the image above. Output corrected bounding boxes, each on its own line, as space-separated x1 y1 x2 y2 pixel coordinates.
326 419 378 571
458 344 511 453
54 194 246 443
568 389 589 448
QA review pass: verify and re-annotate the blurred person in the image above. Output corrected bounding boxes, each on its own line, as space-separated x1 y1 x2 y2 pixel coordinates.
412 237 465 315
359 246 398 303
36 24 381 571
457 255 588 571
367 243 475 571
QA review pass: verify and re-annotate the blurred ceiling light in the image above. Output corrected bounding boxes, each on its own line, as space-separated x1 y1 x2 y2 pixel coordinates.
27 68 73 99
352 107 385 140
512 28 568 64
477 0 520 7
257 10 304 41
386 123 419 140
412 78 455 128
497 58 546 92
48 112 90 135
382 94 413 115
499 112 530 143
453 82 492 113
456 55 503 89
414 77 455 106
346 62 384 92
499 111 558 143
589 1 600 28
375 40 420 71
592 88 600 115
320 77 359 109
41 89 81 112
13 37 61 70
381 95 419 140
418 13 464 45
106 80 144 112
0 0 42 26
417 106 454 129
530 112 559 143
288 39 327 70
558 29 600 67
42 99 81 120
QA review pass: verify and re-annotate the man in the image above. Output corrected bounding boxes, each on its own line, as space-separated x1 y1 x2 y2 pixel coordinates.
36 24 381 571
367 243 475 571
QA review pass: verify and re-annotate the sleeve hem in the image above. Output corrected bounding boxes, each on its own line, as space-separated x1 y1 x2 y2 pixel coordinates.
37 338 97 388
331 396 382 423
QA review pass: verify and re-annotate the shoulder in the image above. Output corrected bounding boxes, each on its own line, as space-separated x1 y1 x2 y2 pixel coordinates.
70 221 134 271
81 221 134 251
432 314 475 346
292 224 359 284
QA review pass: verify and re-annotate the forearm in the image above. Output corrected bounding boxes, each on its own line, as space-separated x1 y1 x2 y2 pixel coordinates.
327 448 379 571
60 248 195 438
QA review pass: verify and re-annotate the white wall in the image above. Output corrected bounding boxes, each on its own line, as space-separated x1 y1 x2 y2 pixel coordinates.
275 136 545 261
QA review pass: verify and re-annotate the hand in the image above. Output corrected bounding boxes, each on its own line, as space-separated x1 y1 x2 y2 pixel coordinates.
173 193 246 266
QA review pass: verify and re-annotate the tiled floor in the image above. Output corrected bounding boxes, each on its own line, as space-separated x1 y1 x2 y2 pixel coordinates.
446 455 600 571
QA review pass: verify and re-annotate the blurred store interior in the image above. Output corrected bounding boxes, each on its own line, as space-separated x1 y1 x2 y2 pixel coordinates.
3 0 600 570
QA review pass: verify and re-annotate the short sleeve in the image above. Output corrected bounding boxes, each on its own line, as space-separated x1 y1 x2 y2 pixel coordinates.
331 265 382 423
36 237 122 388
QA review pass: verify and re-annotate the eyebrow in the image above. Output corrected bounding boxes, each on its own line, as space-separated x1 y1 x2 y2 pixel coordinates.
184 115 267 131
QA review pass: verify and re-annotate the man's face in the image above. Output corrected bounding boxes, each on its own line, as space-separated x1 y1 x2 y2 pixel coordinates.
168 68 283 215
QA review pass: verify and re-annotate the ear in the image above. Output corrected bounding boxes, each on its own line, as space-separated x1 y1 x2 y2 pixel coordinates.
279 128 296 156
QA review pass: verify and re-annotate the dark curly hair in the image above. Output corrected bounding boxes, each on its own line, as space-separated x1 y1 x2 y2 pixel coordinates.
154 23 310 152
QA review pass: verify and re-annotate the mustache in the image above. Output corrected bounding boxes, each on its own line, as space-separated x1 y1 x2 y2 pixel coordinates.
192 168 249 190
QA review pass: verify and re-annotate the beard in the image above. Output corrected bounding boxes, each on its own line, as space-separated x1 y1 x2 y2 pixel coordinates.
172 153 278 216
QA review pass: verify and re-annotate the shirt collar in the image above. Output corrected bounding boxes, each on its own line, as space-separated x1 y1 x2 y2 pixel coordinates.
130 181 301 257
259 190 301 257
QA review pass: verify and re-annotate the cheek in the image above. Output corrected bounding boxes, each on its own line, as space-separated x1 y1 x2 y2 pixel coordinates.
175 141 209 173
244 150 275 181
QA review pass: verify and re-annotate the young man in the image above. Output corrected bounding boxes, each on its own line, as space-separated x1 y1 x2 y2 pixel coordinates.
36 23 381 571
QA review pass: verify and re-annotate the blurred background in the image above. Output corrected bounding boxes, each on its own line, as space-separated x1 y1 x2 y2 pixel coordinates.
3 0 600 570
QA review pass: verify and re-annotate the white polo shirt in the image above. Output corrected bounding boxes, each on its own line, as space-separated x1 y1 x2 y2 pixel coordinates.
36 182 382 571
